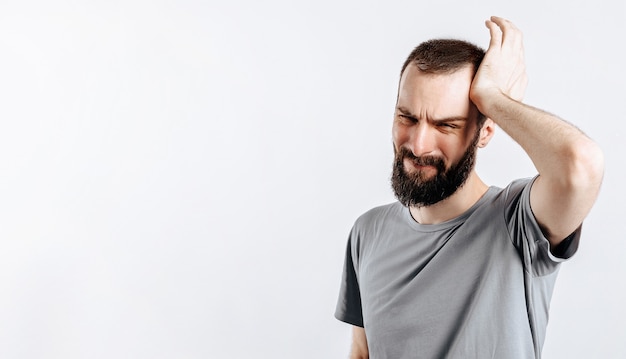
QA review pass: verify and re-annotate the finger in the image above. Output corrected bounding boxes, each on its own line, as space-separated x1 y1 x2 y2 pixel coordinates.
485 19 503 48
490 16 517 30
490 16 523 49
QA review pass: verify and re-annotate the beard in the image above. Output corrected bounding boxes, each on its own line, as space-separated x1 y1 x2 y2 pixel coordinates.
391 132 480 208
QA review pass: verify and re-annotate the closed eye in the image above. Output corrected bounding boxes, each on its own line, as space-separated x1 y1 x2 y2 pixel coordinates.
398 114 418 124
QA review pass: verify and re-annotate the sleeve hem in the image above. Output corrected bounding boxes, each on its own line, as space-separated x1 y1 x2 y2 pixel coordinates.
334 311 364 327
547 225 581 262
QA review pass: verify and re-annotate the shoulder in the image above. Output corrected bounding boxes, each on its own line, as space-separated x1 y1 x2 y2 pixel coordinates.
348 202 407 257
503 177 535 196
354 202 403 225
489 176 537 206
350 201 404 236
467 177 537 225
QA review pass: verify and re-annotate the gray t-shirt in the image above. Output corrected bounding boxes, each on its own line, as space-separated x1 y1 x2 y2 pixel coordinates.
335 177 580 359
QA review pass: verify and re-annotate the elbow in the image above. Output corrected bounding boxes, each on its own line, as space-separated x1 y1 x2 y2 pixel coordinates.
566 137 605 192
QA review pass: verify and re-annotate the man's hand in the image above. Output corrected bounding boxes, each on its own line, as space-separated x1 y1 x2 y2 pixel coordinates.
470 16 528 111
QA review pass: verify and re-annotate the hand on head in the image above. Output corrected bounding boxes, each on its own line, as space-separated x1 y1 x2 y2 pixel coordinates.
470 16 528 109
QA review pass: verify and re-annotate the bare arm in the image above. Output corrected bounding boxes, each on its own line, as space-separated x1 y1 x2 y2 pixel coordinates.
470 16 604 247
350 326 369 359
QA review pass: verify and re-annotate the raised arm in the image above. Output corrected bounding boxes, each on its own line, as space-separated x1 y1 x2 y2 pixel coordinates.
469 16 604 248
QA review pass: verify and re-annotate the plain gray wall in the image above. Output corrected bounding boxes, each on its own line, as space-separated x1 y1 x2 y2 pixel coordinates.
0 0 624 358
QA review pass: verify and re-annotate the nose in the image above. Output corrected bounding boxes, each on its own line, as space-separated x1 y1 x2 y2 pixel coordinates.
410 123 437 157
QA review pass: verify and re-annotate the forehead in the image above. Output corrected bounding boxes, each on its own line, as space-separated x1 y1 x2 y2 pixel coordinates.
397 64 475 119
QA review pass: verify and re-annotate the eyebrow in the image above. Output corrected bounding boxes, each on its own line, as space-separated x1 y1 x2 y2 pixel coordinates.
396 106 468 123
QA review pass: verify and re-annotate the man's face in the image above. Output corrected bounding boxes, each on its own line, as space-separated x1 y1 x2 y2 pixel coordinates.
391 64 482 207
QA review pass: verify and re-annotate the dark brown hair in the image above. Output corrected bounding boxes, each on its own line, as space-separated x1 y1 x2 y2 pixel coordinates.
400 39 485 77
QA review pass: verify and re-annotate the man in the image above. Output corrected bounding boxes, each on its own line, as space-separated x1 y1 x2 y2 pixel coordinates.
335 16 604 358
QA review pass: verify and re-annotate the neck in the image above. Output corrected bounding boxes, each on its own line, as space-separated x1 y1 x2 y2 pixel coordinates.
408 171 489 225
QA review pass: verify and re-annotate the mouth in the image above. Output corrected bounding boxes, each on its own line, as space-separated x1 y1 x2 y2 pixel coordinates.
403 158 438 174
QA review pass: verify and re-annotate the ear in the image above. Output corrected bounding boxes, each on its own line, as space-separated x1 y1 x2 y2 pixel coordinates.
477 118 495 148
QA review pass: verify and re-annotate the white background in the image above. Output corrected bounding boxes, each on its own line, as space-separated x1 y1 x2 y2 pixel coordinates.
0 0 624 358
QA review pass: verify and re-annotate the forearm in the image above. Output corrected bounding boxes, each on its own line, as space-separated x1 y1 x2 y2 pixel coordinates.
478 93 603 185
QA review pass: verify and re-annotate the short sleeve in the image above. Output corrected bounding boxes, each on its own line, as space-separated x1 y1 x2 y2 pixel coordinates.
334 230 364 327
502 176 581 277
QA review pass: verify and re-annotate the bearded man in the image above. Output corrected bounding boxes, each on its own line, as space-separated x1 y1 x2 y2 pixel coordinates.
335 16 604 359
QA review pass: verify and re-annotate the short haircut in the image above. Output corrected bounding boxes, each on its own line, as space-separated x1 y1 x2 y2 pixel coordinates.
400 39 485 77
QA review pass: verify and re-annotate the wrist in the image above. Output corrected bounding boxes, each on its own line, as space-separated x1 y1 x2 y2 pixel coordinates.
470 89 512 119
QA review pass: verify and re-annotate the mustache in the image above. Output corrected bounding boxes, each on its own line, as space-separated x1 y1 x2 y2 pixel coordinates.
396 147 446 172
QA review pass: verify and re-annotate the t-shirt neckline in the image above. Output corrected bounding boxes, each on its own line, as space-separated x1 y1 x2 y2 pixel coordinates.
402 186 499 232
